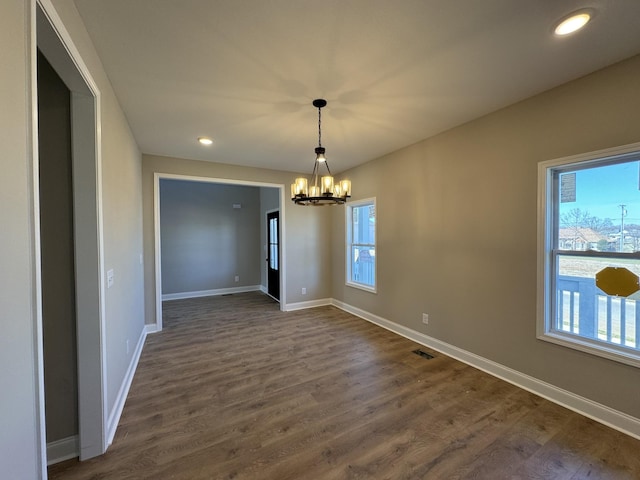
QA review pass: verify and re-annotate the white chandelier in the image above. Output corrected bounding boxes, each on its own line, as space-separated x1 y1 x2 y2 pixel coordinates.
291 99 351 206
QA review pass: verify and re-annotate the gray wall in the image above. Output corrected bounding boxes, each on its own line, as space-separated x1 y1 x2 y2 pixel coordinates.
331 54 640 421
160 180 261 295
37 51 78 444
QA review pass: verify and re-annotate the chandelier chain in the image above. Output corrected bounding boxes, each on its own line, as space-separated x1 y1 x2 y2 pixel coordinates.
318 106 322 148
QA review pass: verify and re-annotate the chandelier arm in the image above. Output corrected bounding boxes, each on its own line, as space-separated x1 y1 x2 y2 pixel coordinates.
311 158 319 187
324 160 332 176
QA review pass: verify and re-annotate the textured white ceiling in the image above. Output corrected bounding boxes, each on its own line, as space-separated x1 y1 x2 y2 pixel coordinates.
73 0 640 174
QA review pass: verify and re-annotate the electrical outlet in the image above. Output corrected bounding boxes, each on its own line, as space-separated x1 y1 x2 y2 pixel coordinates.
107 269 114 288
126 339 130 355
422 313 429 325
301 287 307 295
235 275 239 282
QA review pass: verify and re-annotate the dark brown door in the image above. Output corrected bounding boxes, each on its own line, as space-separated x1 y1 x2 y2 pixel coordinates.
267 211 280 301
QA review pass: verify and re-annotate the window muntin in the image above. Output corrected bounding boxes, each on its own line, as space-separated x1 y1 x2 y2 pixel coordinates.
539 144 640 367
269 216 278 270
347 198 376 292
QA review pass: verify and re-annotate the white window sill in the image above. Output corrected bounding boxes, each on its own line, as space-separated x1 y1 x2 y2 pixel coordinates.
346 281 377 294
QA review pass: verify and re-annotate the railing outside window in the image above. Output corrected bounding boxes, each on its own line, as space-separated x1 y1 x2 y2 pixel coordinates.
557 275 640 349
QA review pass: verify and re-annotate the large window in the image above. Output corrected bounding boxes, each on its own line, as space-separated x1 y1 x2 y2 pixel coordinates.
346 198 376 292
538 143 640 367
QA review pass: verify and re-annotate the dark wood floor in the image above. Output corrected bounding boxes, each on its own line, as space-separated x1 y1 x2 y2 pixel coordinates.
49 292 640 479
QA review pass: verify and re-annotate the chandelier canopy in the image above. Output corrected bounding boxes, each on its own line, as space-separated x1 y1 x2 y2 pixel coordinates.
291 99 351 206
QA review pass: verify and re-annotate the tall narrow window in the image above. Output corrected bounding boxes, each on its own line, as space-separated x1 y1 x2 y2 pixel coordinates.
346 198 376 292
538 143 640 367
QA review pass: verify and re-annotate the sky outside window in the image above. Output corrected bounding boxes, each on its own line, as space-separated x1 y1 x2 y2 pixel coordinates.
560 161 640 225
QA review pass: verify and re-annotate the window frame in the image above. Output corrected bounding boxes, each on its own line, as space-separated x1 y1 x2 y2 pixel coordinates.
346 197 377 293
537 142 640 368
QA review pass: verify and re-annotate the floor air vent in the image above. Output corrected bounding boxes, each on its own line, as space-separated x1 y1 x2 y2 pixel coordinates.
412 349 434 359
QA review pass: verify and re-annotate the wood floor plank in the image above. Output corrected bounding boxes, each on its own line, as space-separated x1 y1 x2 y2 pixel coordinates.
49 292 640 479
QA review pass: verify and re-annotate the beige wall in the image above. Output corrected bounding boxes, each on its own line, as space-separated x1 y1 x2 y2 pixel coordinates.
48 0 146 429
0 2 42 478
0 0 145 474
142 154 331 324
332 55 640 420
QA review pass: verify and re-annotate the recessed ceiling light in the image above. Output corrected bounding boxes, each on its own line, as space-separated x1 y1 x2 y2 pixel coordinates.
198 136 213 146
554 10 592 36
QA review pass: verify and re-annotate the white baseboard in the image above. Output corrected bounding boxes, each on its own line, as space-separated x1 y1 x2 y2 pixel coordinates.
162 285 261 301
47 435 78 465
144 323 160 335
259 285 267 294
284 298 332 311
106 324 147 446
331 299 640 441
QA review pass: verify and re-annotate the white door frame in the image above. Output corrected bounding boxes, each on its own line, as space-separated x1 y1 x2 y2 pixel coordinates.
34 0 107 468
153 173 286 331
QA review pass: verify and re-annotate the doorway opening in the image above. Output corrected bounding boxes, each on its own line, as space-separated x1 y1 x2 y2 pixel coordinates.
153 173 286 331
37 48 79 465
36 0 106 465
